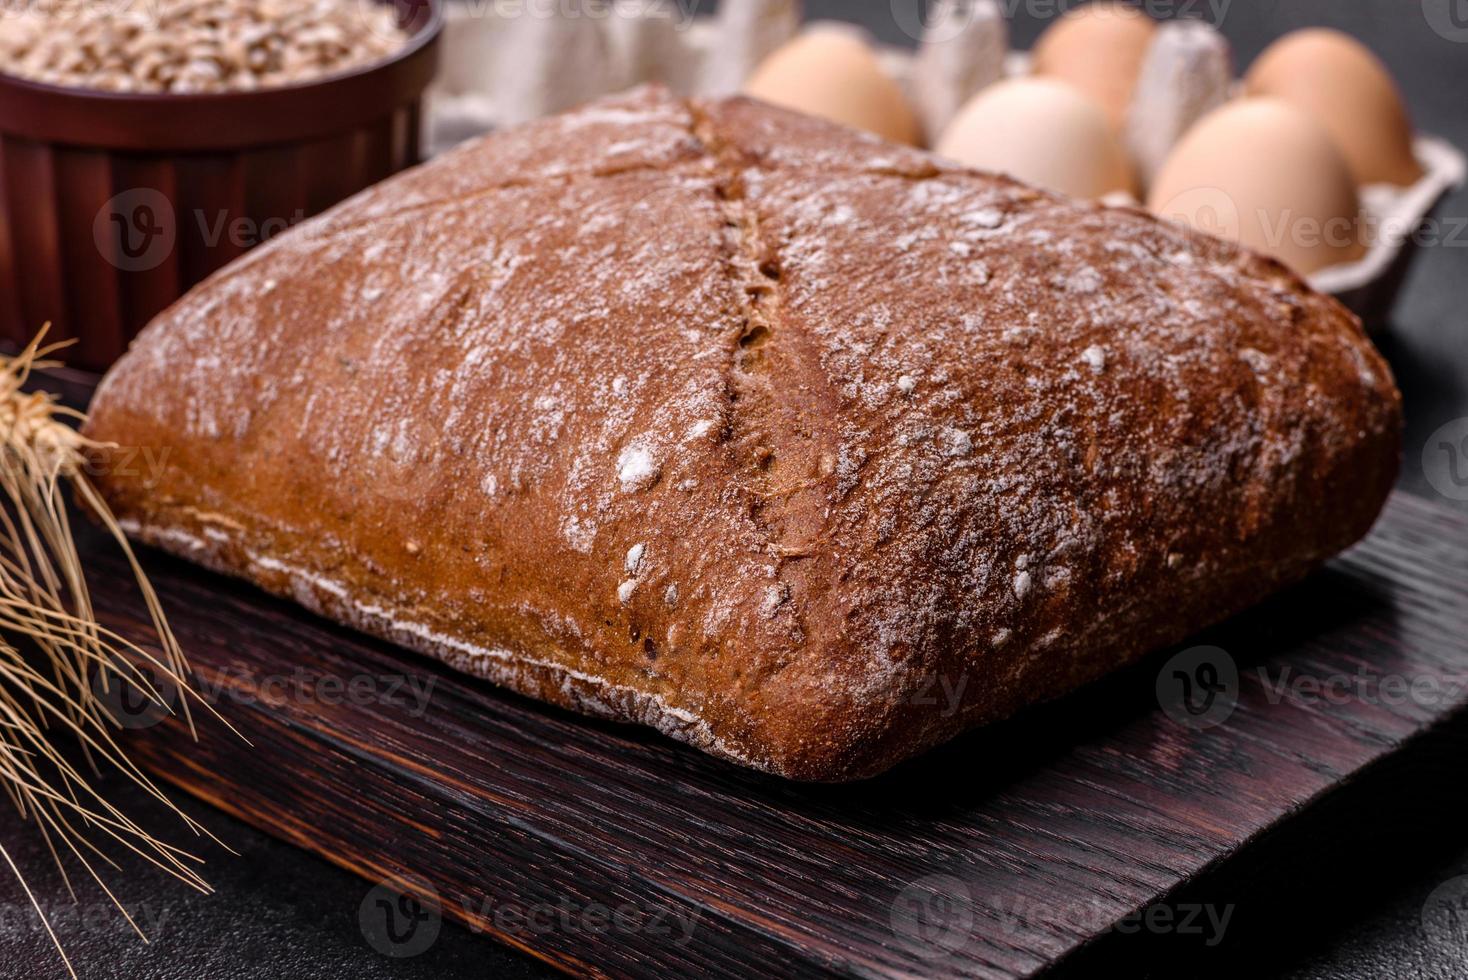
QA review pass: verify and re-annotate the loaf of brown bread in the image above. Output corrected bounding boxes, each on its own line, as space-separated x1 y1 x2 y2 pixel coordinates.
84 86 1402 781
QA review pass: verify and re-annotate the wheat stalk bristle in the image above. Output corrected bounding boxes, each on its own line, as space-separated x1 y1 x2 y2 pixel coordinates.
0 327 219 975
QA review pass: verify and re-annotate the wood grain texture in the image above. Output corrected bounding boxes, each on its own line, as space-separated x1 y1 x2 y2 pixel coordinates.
76 491 1468 979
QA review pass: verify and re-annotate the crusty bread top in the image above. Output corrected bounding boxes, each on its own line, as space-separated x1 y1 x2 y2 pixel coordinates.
86 86 1401 779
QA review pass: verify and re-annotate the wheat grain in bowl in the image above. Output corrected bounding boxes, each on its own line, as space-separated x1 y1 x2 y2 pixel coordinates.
0 0 410 93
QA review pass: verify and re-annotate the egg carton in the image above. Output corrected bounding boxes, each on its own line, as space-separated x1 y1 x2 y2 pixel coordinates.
937 52 1466 324
426 2 1465 322
1309 136 1464 321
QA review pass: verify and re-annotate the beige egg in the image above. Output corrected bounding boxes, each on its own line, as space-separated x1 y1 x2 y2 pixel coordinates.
1147 98 1366 275
1245 28 1422 186
936 77 1135 200
1031 1 1157 130
743 27 921 145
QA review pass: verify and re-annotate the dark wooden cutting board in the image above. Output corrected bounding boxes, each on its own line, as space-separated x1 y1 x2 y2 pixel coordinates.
73 490 1468 979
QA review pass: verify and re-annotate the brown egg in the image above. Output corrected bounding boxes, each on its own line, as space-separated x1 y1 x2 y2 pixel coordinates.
744 27 921 146
1245 28 1422 186
936 78 1135 200
1031 1 1157 130
1147 98 1366 275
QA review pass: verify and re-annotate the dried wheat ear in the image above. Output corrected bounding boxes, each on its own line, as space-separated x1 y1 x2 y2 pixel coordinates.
0 329 234 979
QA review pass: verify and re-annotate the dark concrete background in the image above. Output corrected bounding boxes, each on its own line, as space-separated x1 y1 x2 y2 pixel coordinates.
4 1 1468 977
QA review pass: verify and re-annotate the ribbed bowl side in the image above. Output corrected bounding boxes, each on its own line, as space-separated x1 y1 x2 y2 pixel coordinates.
0 103 422 372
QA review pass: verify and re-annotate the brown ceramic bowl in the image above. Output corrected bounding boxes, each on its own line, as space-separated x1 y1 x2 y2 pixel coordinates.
0 0 442 371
